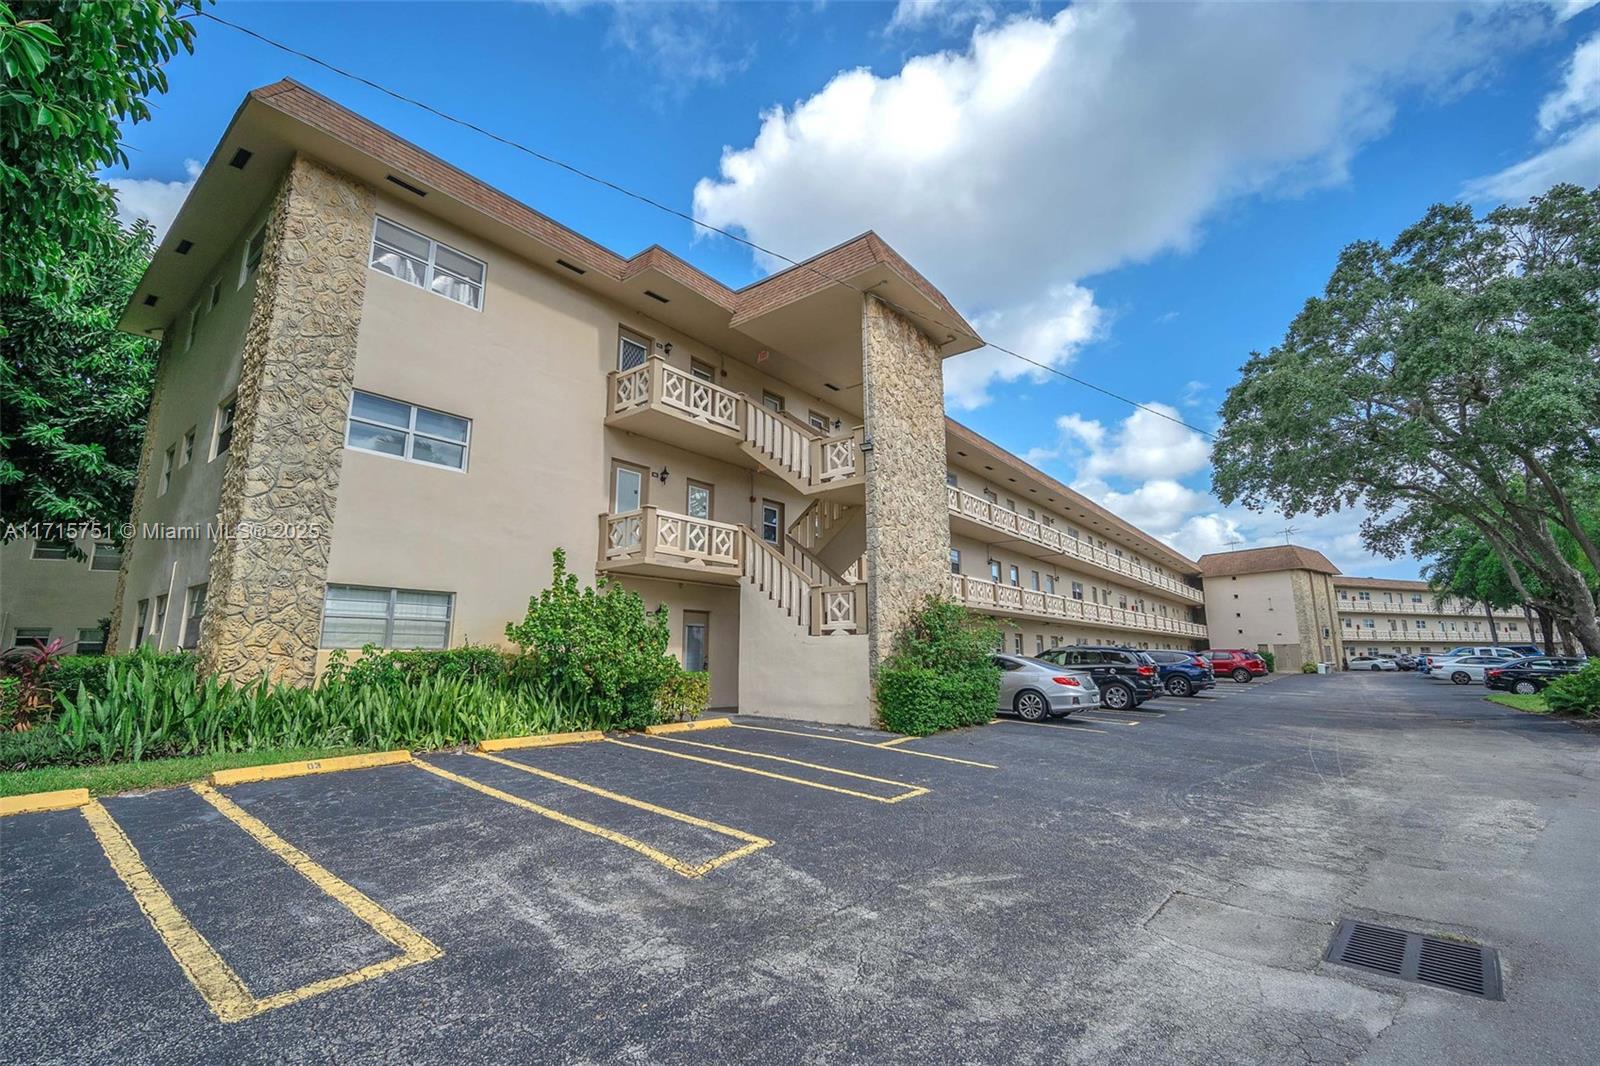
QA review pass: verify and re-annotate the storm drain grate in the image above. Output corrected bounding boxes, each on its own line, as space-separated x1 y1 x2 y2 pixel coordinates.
1325 920 1502 1000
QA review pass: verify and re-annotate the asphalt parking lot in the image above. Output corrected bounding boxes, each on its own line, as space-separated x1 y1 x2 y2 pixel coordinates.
4 672 1597 1065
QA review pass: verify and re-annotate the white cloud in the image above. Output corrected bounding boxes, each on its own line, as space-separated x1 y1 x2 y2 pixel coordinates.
1036 402 1210 483
1538 31 1600 131
695 2 1549 406
886 1 999 36
106 159 200 241
538 0 753 88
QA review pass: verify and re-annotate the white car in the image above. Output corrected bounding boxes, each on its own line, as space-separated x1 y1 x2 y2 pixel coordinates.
1349 656 1398 671
1428 655 1515 686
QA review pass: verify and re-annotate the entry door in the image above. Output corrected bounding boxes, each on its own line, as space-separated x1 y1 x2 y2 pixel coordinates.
760 499 785 547
613 463 644 514
687 480 713 520
684 611 709 673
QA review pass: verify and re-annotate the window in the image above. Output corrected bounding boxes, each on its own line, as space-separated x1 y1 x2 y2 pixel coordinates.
1051 636 1061 648
135 599 149 646
159 445 175 495
949 548 961 575
689 358 715 382
1013 633 1023 655
1363 618 1375 629
213 394 237 458
90 542 122 572
369 217 485 309
807 410 830 432
687 480 713 520
946 471 958 488
179 428 196 468
75 627 106 656
345 390 471 470
1005 498 1016 511
152 594 169 647
683 611 709 673
761 390 784 413
989 559 1002 582
1035 635 1044 655
1045 576 1056 594
182 584 207 650
1071 581 1083 601
1008 565 1020 587
184 304 199 352
982 488 998 505
761 500 784 544
1415 620 1426 629
10 627 49 649
31 541 70 561
612 463 644 514
1357 591 1371 601
1030 570 1041 591
1117 594 1128 610
239 223 267 287
1411 593 1423 603
320 585 454 650
618 328 650 371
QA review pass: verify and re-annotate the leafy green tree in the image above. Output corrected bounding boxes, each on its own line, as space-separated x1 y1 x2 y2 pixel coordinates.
1213 184 1600 655
0 209 158 529
1 1 197 300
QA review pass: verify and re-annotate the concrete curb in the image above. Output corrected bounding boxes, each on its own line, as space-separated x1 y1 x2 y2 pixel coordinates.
477 730 605 752
0 787 91 818
208 750 412 787
644 717 733 735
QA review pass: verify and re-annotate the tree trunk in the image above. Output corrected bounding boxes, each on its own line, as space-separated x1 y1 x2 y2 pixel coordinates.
1483 601 1499 644
1556 620 1576 657
1522 603 1537 646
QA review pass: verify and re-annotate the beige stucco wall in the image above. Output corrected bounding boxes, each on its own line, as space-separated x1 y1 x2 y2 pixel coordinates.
737 581 871 725
1 537 120 651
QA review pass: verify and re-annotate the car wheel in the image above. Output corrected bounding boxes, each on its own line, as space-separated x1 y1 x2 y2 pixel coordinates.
1014 690 1049 722
1231 667 1252 683
1513 680 1538 696
1166 676 1193 697
1103 683 1134 710
1451 671 1471 686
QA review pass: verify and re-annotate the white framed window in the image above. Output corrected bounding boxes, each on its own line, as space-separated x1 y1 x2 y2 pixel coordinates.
320 585 454 650
1045 575 1056 594
989 559 1001 582
1013 632 1023 655
687 480 713 520
75 627 107 655
31 541 70 561
1008 565 1020 587
618 328 650 371
240 222 266 286
949 548 961 575
134 599 150 646
213 394 237 459
159 445 175 495
683 611 709 673
1071 581 1083 600
689 357 715 382
152 593 169 646
760 500 783 544
345 390 471 471
807 410 829 432
180 428 195 467
182 583 208 650
612 463 644 514
11 627 50 649
761 390 784 413
90 542 122 572
369 217 485 309
184 304 199 352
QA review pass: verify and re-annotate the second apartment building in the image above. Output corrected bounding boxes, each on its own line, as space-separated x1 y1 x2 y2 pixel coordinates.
110 80 1206 727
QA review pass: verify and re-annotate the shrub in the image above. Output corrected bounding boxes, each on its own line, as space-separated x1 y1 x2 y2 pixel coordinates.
1544 661 1600 717
655 670 710 721
505 549 678 730
875 596 1001 736
322 644 527 689
1259 649 1276 673
0 726 66 770
0 677 18 730
50 650 192 707
1301 662 1318 673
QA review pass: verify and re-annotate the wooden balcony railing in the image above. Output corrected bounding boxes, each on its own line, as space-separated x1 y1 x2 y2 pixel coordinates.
601 507 741 573
1334 599 1525 618
946 486 1205 604
948 573 1207 639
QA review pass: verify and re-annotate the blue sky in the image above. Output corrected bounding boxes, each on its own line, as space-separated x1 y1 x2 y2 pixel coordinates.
108 1 1600 578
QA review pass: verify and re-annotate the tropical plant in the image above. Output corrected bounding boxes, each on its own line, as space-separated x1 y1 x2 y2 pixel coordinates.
876 596 1001 735
1543 660 1600 717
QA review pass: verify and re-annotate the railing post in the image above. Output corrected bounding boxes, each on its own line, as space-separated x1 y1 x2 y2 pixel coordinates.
647 356 666 407
641 506 659 563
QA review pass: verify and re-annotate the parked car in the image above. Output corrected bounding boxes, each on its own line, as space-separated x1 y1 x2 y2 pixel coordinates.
992 654 1099 721
1484 656 1588 695
1427 655 1516 685
1392 654 1418 671
1202 648 1269 683
1419 647 1522 675
1348 655 1398 671
1145 649 1217 697
1502 644 1545 658
1036 646 1159 709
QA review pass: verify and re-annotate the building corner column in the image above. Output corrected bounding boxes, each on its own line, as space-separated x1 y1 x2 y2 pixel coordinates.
861 294 952 696
197 155 375 685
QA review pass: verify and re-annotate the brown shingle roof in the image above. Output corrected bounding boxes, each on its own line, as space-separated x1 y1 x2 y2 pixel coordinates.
1196 545 1340 577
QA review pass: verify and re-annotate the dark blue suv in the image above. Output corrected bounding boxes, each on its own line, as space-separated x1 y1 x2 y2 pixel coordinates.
1144 650 1216 698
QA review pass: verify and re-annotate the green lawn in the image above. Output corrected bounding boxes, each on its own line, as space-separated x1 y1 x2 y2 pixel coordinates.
1486 692 1549 713
0 746 370 798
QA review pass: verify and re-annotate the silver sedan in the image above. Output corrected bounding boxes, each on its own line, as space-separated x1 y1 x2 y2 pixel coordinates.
993 654 1100 721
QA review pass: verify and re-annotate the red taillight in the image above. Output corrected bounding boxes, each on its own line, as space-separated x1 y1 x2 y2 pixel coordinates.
1051 675 1081 687
1486 669 1502 678
1137 665 1155 677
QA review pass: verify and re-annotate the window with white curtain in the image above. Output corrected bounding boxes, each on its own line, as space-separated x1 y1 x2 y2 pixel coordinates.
369 217 485 309
320 585 454 649
345 390 470 470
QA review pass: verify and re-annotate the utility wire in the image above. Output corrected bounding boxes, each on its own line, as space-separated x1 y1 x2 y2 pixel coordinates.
195 8 1216 439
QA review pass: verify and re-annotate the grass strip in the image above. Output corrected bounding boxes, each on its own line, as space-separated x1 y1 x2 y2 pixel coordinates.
0 746 369 798
1485 693 1549 713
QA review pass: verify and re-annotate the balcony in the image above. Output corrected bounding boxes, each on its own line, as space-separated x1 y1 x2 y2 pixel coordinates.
598 508 866 636
606 357 864 499
1346 627 1526 644
1335 599 1524 618
948 573 1207 641
946 486 1205 604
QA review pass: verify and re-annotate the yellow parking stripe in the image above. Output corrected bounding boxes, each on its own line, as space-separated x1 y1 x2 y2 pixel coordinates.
605 738 928 804
469 751 770 876
412 759 760 878
992 719 1109 735
729 723 997 768
646 735 930 790
81 793 439 1023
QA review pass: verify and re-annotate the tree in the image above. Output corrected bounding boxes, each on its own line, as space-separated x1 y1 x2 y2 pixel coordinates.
1 1 197 301
1213 184 1600 655
0 209 159 530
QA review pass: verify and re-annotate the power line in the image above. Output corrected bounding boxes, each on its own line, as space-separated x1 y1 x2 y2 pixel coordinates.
194 9 1216 440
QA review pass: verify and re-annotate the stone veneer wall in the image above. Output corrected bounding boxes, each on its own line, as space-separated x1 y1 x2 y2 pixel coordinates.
861 294 952 681
105 334 174 654
197 155 375 685
1288 569 1345 670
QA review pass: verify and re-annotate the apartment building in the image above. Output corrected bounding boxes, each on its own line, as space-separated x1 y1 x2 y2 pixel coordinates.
108 79 1205 727
1198 544 1536 670
1 537 121 653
